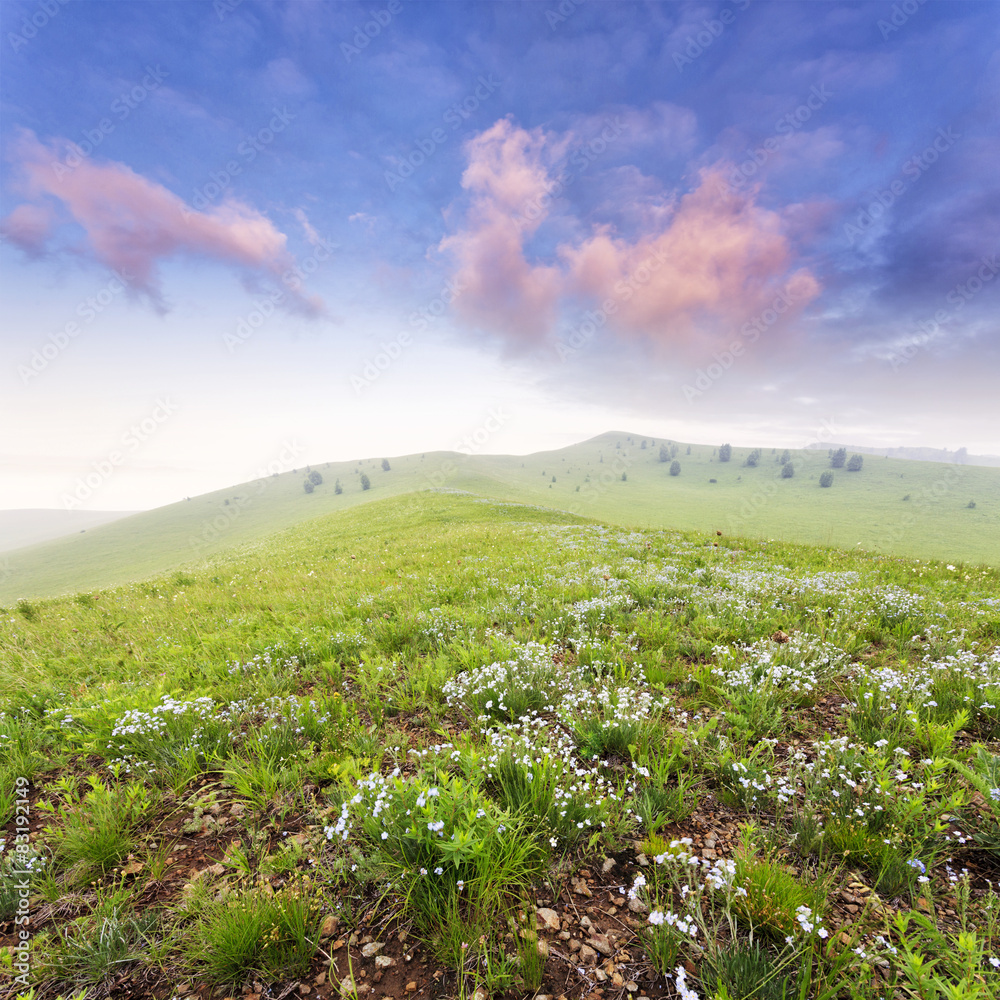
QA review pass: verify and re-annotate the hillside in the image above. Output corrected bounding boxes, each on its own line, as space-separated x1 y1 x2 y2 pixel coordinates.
0 508 138 553
1 432 997 603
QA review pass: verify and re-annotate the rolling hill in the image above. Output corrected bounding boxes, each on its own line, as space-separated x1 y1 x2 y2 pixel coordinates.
1 431 997 603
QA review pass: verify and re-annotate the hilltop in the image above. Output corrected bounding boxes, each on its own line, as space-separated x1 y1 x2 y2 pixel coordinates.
1 431 997 603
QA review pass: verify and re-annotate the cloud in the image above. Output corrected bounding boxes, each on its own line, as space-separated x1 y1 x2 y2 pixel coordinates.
1 129 324 316
439 118 820 353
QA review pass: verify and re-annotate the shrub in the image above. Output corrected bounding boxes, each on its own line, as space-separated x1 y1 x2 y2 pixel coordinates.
819 471 833 488
360 473 371 490
308 470 322 485
745 448 761 468
831 447 847 468
781 462 794 478
669 460 681 476
719 443 732 462
847 453 864 472
334 479 342 494
659 444 669 462
303 480 314 494
967 500 976 508
381 458 391 471
779 449 791 464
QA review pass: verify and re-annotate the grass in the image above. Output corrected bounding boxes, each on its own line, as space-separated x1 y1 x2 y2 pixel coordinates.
3 431 999 603
1 490 999 998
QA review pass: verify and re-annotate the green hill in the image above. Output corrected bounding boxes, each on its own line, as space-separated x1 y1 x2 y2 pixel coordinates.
2 432 997 602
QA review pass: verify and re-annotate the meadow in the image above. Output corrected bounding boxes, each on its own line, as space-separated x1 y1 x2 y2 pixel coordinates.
2 491 1000 1000
2 432 997 605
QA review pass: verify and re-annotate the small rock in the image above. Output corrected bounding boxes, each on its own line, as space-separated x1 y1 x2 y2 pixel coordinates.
627 897 648 914
405 982 418 993
569 938 581 953
588 934 613 957
299 985 311 996
625 981 639 992
594 970 607 983
536 907 561 932
320 916 338 939
580 915 594 931
558 930 571 941
537 938 550 957
571 877 592 897
636 853 649 867
361 942 383 958
601 858 616 874
611 973 624 988
703 838 716 849
314 973 326 986
579 944 598 965
702 848 716 859
375 955 394 969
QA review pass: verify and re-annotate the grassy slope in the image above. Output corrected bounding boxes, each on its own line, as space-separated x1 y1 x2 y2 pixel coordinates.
2 432 997 603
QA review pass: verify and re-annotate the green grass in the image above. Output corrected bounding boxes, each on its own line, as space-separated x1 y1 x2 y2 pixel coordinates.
3 431 998 603
2 490 999 998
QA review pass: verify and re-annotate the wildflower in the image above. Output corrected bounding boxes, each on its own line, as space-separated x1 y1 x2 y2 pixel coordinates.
648 910 665 926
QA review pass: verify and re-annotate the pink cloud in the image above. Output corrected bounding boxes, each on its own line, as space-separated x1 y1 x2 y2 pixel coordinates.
440 119 821 353
1 129 324 316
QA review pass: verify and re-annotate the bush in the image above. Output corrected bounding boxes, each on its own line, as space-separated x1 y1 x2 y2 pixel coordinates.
659 444 669 462
819 471 833 488
308 470 322 485
967 500 977 509
303 480 314 494
781 462 794 478
360 474 371 490
381 458 391 472
669 460 681 477
745 449 760 468
334 479 343 495
847 453 864 472
719 443 732 462
779 449 790 464
831 447 847 468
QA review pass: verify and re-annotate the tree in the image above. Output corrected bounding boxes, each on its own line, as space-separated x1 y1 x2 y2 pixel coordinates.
847 454 864 472
334 479 343 495
779 449 790 465
309 470 323 485
719 443 732 462
360 473 371 490
781 462 795 478
641 440 647 450
659 444 669 462
831 448 847 469
819 471 834 488
745 448 761 468
381 458 391 472
303 480 314 493
621 472 627 481
686 445 691 455
669 460 681 476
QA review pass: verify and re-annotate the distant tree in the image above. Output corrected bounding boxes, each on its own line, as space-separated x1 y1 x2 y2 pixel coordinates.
719 443 732 462
847 454 864 472
659 444 669 462
360 473 371 490
334 479 343 495
381 458 391 472
303 480 314 494
641 440 647 450
309 470 323 485
745 448 761 468
709 478 717 483
967 500 977 508
779 449 791 464
819 471 834 488
686 445 691 455
621 472 627 481
781 462 795 478
671 444 679 459
551 475 556 482
669 460 681 477
831 448 847 469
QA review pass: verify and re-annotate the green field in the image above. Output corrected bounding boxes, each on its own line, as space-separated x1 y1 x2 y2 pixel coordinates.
2 492 1000 999
2 432 997 604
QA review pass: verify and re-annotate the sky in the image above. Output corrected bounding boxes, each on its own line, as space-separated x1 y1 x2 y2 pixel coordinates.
1 0 998 511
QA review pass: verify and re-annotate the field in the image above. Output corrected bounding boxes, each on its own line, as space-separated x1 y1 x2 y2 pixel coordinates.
2 491 1000 1000
2 432 998 605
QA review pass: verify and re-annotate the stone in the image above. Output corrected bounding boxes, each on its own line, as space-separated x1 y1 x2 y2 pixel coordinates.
601 858 616 873
628 897 648 913
375 956 394 969
579 944 598 965
611 973 624 988
405 983 418 993
625 981 639 992
361 942 383 958
571 877 592 897
321 915 338 939
536 907 561 932
580 915 594 930
588 934 613 957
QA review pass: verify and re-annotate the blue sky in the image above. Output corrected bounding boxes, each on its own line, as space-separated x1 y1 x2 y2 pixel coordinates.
2 0 998 510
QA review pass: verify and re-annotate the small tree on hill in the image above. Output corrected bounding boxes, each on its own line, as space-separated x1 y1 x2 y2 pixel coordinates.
381 458 391 472
303 480 314 494
334 479 343 495
669 460 681 476
819 471 834 488
360 473 371 490
309 470 323 485
831 448 847 469
719 443 732 462
847 454 864 472
659 444 669 462
779 449 790 465
781 462 795 478
745 448 761 468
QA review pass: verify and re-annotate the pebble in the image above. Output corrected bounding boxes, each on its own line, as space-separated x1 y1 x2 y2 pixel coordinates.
361 943 383 958
602 858 616 873
536 907 561 932
579 944 598 964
